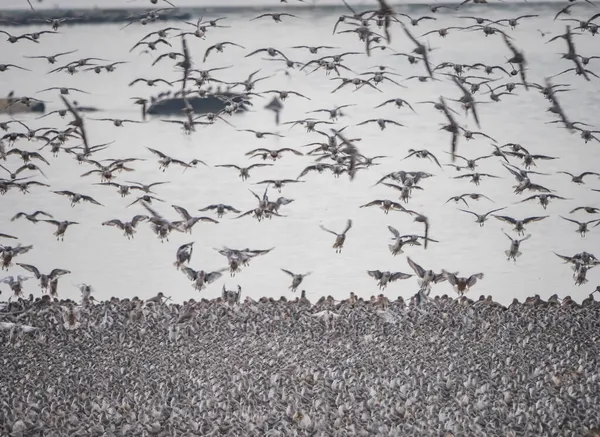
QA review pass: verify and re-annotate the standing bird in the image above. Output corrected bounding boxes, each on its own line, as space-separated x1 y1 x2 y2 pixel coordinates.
319 219 352 253
281 269 311 292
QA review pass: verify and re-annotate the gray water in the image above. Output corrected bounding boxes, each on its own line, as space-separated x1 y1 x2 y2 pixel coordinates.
1 2 599 305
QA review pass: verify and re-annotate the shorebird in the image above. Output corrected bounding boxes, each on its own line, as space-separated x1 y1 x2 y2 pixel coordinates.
356 118 404 131
203 41 245 62
406 256 446 291
518 193 568 209
570 206 600 214
181 267 227 291
441 270 484 295
360 199 406 214
89 117 145 127
10 210 53 223
52 190 103 207
215 163 273 180
320 219 353 253
493 214 548 235
0 244 33 270
367 270 412 289
454 170 501 185
458 207 506 227
41 220 79 241
503 231 532 262
198 203 241 218
254 179 303 192
15 263 70 293
560 216 600 237
174 242 194 269
403 149 442 167
0 275 31 297
446 193 493 207
246 147 303 161
281 269 311 292
251 13 298 23
24 49 77 64
102 215 149 239
558 171 600 184
171 204 219 233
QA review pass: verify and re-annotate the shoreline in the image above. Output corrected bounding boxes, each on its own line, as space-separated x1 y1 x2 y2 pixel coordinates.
0 2 579 27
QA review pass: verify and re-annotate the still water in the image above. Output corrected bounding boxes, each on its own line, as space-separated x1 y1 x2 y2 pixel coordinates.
1 2 599 304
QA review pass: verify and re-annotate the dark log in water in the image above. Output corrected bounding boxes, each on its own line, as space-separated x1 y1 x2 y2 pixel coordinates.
147 94 251 116
0 98 45 114
0 8 191 27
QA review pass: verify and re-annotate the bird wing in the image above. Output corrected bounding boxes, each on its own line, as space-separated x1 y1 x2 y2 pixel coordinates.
319 225 337 236
342 219 353 234
390 272 412 281
442 270 457 286
16 263 41 278
367 270 383 279
102 219 125 229
206 270 225 284
387 225 400 238
281 269 295 277
82 195 103 206
49 268 71 279
493 215 517 224
406 256 425 278
172 204 191 220
181 267 197 281
523 216 548 224
467 273 484 288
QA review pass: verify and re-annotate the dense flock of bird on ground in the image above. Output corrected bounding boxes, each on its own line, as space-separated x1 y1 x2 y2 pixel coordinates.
1 287 600 436
2 0 600 435
2 0 600 302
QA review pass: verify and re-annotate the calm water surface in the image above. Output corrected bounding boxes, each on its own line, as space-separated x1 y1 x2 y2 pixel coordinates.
1 3 599 304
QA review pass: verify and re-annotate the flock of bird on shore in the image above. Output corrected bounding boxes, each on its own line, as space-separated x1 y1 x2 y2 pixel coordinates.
2 0 600 304
1 290 599 436
2 0 600 435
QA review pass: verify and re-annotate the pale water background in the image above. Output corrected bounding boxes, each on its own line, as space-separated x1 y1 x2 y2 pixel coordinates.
1 1 599 304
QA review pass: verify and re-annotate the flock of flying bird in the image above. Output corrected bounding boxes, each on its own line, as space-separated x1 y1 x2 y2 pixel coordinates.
1 0 600 305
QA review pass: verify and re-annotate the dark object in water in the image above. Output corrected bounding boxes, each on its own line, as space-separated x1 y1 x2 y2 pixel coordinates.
265 97 283 125
147 94 250 116
0 97 45 114
0 8 191 27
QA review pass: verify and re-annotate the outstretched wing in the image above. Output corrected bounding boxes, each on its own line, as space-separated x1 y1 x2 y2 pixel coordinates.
102 219 125 229
16 263 41 278
342 219 353 234
319 225 337 236
390 272 412 281
467 273 484 287
406 256 425 278
281 269 295 277
367 270 383 280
